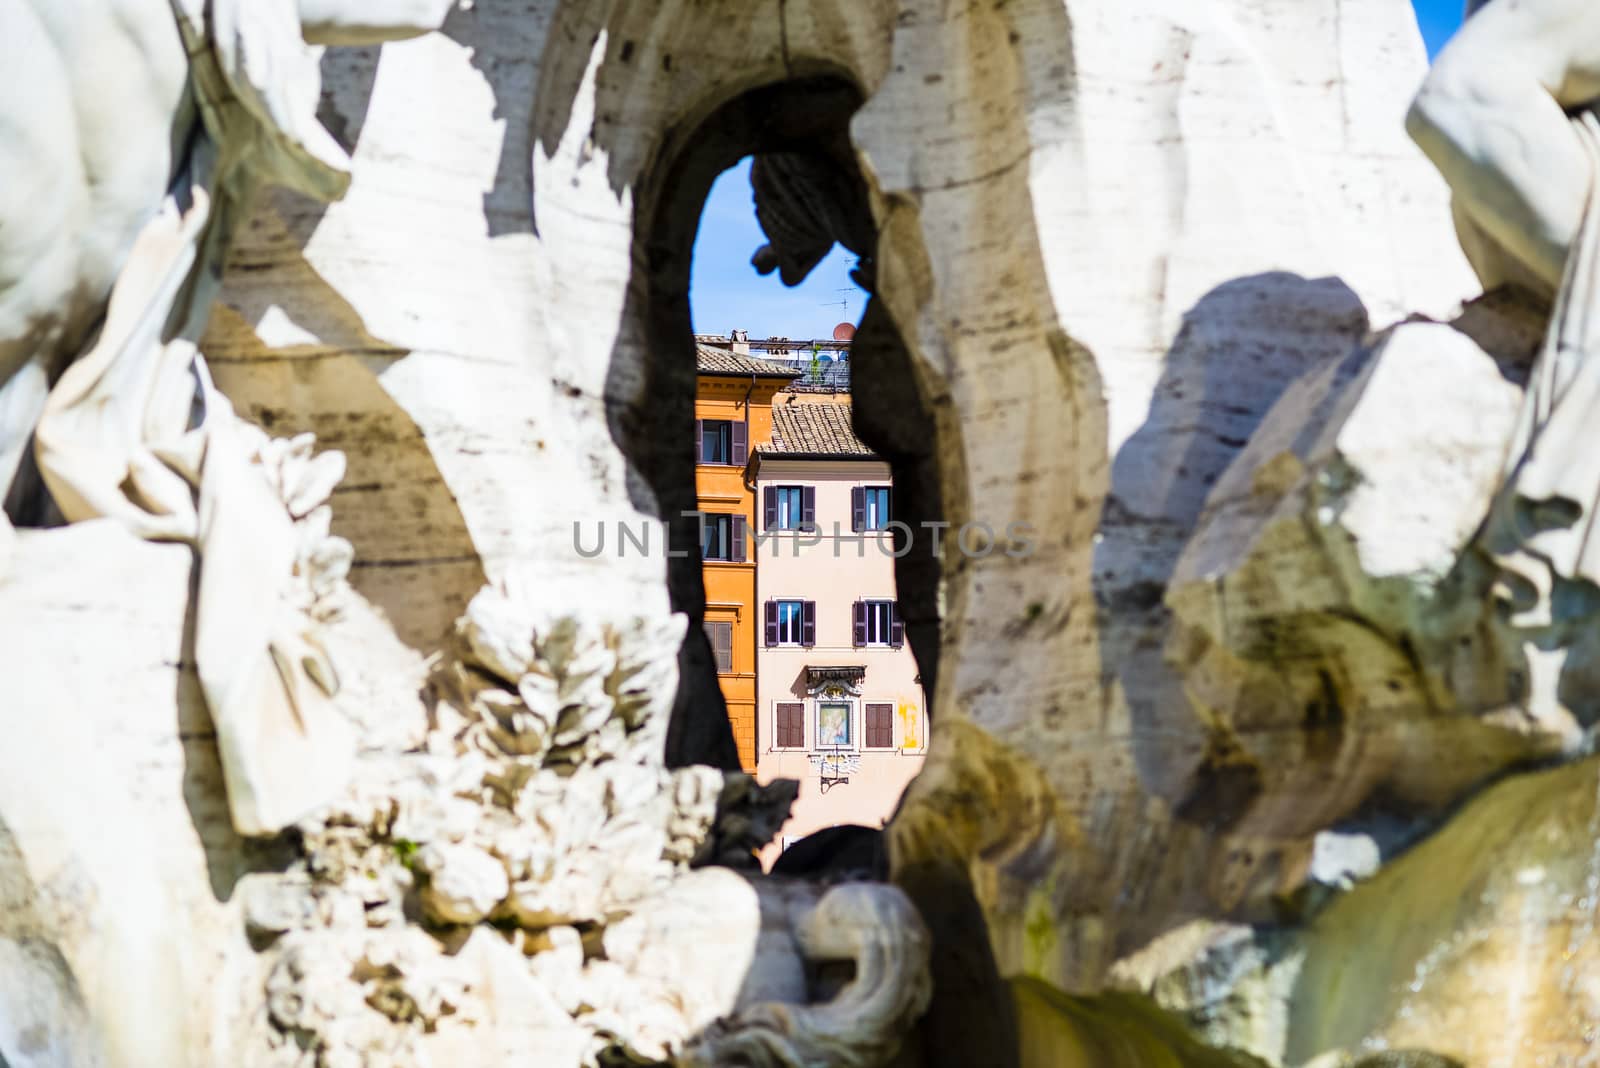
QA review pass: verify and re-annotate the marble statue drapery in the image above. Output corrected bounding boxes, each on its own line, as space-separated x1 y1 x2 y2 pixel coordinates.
1409 0 1600 645
22 0 455 835
1478 113 1600 636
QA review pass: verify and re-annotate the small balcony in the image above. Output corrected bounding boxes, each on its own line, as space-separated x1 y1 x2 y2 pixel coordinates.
786 357 851 393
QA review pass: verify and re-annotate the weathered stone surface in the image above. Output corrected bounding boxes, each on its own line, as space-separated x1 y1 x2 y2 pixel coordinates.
1108 920 1300 1064
416 843 509 925
1163 303 1573 847
879 0 1481 990
1012 975 1269 1068
1289 756 1600 1066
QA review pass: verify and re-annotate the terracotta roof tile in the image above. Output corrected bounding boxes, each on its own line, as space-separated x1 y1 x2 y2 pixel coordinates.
765 403 875 457
695 344 802 379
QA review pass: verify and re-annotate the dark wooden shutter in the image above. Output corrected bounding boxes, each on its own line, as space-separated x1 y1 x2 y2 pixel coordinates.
732 420 747 465
852 487 865 532
765 601 778 646
698 420 709 465
891 604 905 648
866 703 894 748
777 703 804 748
801 601 816 647
705 621 733 673
853 601 867 647
802 486 816 530
731 515 746 562
763 486 777 531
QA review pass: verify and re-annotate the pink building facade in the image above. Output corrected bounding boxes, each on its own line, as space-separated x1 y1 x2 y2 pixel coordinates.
750 402 927 866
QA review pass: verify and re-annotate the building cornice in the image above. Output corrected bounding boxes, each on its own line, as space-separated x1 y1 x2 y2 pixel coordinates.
751 456 893 481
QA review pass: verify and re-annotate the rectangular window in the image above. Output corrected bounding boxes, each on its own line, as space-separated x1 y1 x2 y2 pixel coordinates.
854 600 902 647
865 601 892 645
854 486 891 531
766 600 815 646
773 486 804 530
865 703 895 749
816 701 852 748
699 420 731 464
775 702 805 748
774 600 803 645
697 420 747 466
763 485 816 531
704 620 733 673
701 514 745 562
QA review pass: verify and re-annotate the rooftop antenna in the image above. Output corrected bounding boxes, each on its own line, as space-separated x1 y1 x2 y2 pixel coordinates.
820 289 852 319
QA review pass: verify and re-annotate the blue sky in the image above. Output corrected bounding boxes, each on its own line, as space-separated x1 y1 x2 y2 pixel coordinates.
689 2 1466 341
689 158 867 341
1413 0 1464 57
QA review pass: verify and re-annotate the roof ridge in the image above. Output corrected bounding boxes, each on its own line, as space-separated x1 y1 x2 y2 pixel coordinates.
695 344 802 378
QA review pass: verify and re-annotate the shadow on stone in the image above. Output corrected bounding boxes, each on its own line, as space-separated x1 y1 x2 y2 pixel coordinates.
771 824 887 883
204 228 487 653
1094 272 1370 812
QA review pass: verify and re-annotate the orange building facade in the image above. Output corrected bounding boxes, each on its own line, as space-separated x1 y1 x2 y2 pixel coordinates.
694 344 798 770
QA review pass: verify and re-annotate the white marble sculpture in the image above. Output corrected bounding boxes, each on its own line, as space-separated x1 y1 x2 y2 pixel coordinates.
1409 0 1600 645
1 0 453 835
244 580 929 1067
19 0 1600 1064
2 6 937 1065
1408 0 1600 298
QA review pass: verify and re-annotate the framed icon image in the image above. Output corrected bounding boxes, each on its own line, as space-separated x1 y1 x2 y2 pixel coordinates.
816 701 852 748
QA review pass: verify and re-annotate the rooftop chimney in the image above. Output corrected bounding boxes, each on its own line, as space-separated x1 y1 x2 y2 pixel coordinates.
731 329 750 355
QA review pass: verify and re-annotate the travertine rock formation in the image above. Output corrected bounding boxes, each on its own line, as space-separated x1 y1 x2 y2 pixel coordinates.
1289 754 1600 1066
1165 298 1568 846
9 0 1600 1065
877 0 1484 992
